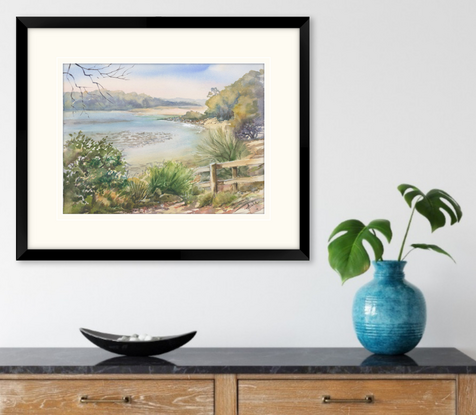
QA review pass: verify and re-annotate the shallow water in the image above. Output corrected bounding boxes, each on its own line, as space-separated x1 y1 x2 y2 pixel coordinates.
63 110 207 175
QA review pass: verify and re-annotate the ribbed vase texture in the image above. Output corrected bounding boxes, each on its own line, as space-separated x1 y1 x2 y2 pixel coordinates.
352 261 426 355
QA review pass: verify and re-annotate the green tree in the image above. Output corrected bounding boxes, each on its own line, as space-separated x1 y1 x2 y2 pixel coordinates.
182 110 204 120
204 69 264 136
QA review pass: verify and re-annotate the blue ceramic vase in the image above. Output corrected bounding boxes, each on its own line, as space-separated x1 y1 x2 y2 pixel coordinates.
352 260 426 355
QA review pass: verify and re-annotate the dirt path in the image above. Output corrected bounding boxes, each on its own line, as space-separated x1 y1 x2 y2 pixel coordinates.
130 191 264 215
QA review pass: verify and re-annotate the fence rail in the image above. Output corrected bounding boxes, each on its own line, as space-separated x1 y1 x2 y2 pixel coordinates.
195 157 264 194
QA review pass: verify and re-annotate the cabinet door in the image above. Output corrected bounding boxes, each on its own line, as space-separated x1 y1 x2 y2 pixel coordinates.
238 379 455 415
0 379 214 414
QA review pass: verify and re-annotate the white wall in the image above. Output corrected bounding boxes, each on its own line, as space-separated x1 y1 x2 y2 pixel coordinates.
1 0 476 358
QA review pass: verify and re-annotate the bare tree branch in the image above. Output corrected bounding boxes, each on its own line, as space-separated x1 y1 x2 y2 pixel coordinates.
63 64 134 114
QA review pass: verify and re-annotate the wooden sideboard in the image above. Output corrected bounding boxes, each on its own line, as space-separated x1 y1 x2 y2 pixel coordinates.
0 348 474 414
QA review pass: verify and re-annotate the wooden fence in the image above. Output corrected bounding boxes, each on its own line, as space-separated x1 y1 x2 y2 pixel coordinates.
195 158 264 195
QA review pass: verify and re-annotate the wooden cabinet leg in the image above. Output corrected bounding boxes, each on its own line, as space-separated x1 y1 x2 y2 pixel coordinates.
459 375 476 414
215 374 237 415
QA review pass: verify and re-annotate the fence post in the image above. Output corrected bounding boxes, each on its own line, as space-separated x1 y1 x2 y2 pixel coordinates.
232 167 238 192
210 163 218 195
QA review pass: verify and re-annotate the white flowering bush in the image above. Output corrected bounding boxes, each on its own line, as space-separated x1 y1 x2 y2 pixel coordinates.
63 132 128 213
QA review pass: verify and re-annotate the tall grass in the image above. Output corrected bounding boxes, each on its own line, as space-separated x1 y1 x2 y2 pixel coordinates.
127 178 149 202
196 127 249 164
198 192 214 207
147 161 195 196
213 192 238 207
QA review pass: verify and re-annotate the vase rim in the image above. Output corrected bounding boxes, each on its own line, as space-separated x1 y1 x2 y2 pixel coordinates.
372 260 407 264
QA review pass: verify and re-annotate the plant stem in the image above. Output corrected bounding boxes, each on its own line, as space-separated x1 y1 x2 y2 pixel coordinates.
398 206 416 261
402 248 415 261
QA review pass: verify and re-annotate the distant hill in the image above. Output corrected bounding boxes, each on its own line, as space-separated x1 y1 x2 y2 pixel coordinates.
168 97 207 106
63 90 201 111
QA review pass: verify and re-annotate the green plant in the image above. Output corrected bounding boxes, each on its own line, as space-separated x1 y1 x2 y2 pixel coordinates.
197 191 238 208
63 131 128 208
196 127 249 164
328 184 462 284
181 110 204 121
191 184 204 196
198 192 214 207
203 69 264 132
213 192 237 207
147 161 195 196
126 178 149 202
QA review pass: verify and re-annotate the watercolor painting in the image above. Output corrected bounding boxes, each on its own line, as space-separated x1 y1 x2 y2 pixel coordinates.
63 64 265 214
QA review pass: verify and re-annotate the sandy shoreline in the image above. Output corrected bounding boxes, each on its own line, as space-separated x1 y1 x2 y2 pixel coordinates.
130 106 208 116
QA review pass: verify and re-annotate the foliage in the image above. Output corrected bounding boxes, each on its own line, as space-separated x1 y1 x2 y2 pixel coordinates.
147 161 195 196
196 191 238 208
404 244 455 262
397 184 463 232
64 189 133 214
204 70 264 135
236 119 262 140
397 184 462 260
198 192 214 207
190 184 204 196
328 184 462 284
88 190 133 214
207 87 220 97
182 110 204 120
126 178 149 202
196 128 249 164
212 192 238 208
63 132 128 206
181 184 203 205
328 220 392 284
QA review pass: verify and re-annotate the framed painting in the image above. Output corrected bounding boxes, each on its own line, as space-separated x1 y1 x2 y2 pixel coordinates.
16 17 310 260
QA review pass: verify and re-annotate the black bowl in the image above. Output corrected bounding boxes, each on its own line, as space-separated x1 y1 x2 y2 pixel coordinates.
80 328 196 357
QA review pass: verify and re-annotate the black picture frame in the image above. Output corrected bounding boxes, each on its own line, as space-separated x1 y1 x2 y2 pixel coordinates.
16 16 310 261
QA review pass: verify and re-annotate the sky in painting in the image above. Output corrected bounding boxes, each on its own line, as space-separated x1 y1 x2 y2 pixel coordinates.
63 63 264 100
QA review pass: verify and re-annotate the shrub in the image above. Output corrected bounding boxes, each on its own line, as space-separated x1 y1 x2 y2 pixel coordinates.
213 192 237 207
196 127 249 164
191 184 204 196
65 190 133 214
63 131 128 209
198 192 214 207
147 161 195 196
127 178 149 202
239 182 264 193
182 110 204 120
178 183 203 205
89 190 131 214
236 119 263 140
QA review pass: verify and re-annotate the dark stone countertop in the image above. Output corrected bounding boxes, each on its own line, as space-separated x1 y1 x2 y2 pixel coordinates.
0 348 475 375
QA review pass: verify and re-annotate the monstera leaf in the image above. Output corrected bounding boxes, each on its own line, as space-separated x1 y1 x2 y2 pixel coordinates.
328 219 392 284
398 184 462 232
408 244 455 262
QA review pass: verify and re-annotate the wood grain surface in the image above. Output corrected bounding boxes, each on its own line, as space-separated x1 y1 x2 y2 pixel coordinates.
0 379 213 414
215 375 237 415
238 379 456 415
236 373 456 380
458 375 476 415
